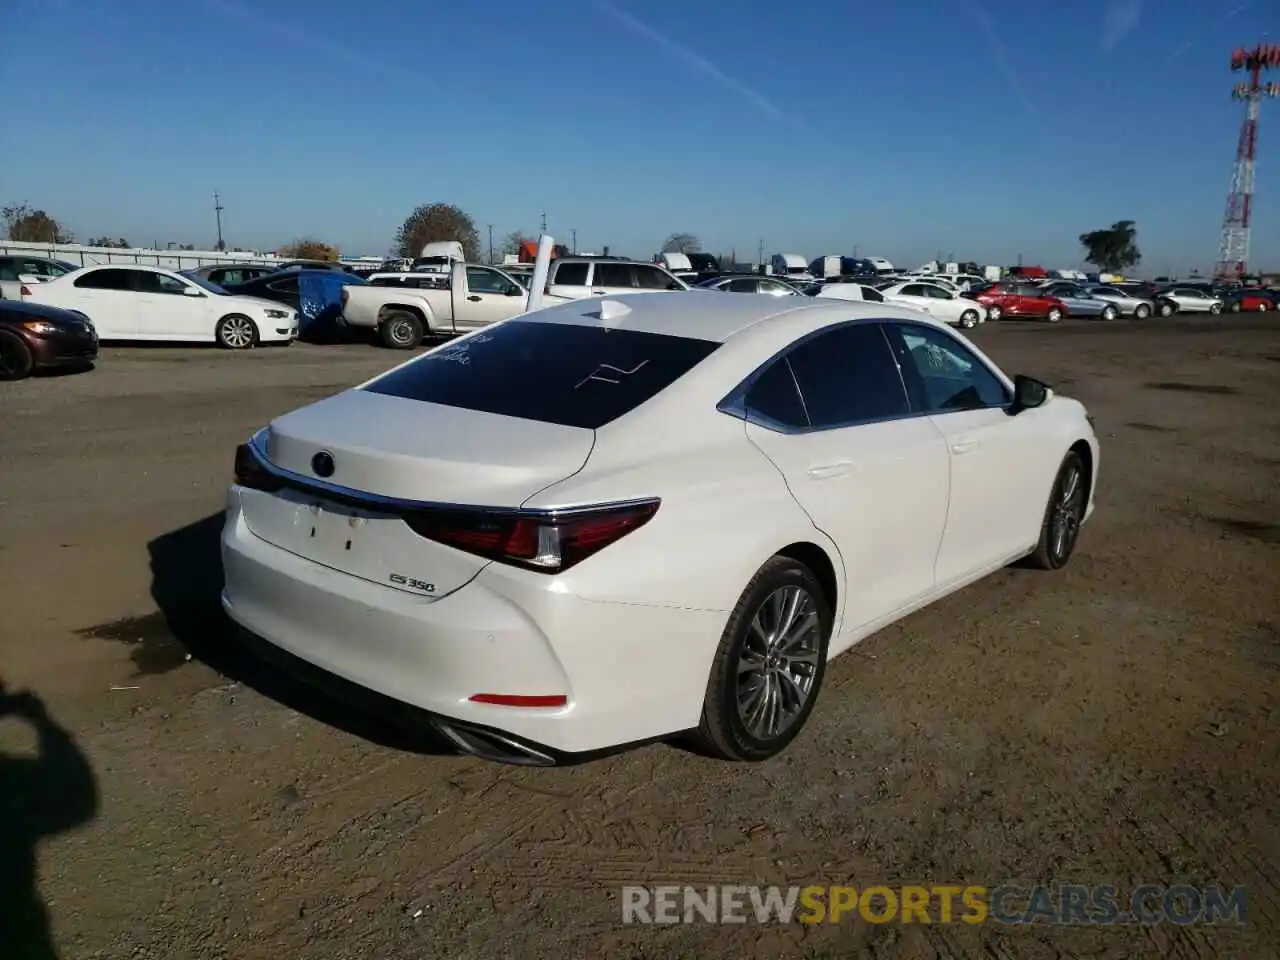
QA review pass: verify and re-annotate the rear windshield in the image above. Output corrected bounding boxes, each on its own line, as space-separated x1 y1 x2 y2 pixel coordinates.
362 320 721 429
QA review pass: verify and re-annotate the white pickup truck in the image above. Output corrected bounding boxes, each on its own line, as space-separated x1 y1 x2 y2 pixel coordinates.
341 262 567 349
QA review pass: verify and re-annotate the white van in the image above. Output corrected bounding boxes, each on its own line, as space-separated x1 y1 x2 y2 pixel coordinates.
770 253 814 281
656 252 693 273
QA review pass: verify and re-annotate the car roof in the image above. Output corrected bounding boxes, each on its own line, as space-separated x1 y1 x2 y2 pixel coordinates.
518 290 951 343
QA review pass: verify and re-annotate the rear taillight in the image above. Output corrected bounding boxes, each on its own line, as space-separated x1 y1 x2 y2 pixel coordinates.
19 285 32 298
404 500 659 573
233 442 284 492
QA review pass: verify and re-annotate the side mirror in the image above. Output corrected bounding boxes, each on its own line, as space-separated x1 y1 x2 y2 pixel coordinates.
666 282 683 291
1010 374 1049 414
182 286 203 297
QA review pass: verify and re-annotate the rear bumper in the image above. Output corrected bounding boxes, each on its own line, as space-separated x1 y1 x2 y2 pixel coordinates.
220 492 724 757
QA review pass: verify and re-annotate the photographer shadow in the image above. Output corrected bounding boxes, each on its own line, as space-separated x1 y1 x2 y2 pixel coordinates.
0 685 99 960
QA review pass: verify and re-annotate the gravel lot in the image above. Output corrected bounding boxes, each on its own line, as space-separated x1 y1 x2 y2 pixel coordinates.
2 317 1278 959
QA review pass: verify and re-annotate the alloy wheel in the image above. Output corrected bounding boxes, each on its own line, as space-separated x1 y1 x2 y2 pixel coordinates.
390 319 415 345
1050 463 1084 562
221 316 255 349
735 585 822 740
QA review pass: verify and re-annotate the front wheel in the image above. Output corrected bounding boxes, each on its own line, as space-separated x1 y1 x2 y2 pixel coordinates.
1134 304 1151 319
1024 451 1087 570
692 555 832 762
1258 302 1270 312
986 305 1002 321
1046 307 1063 323
1100 305 1118 321
1158 301 1175 317
0 330 34 381
1209 302 1223 315
215 314 257 350
1230 300 1243 313
379 310 424 349
959 309 979 329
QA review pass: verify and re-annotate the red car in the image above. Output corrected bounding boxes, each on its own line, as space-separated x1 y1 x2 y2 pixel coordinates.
969 283 1068 322
1225 289 1277 312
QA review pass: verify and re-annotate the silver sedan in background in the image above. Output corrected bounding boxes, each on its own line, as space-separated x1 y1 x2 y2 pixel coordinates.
1085 285 1155 319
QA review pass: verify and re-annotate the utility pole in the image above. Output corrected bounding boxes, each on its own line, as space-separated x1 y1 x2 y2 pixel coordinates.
540 211 547 235
853 243 859 259
213 191 225 251
570 228 577 254
487 224 494 264
758 238 765 270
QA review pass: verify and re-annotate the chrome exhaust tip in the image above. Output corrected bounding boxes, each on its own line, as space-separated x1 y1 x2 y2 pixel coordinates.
434 721 556 767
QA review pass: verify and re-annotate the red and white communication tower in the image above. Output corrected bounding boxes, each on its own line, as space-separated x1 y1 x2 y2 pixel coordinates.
1214 43 1280 281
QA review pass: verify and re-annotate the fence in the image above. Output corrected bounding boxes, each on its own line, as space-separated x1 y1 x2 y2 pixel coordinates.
0 240 283 271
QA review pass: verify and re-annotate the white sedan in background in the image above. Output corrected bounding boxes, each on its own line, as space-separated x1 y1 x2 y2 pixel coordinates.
21 265 298 348
880 281 989 328
221 293 1098 765
803 282 888 302
1161 288 1224 314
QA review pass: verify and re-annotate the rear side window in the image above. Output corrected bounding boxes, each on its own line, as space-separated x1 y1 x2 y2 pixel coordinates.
745 360 808 429
634 265 676 290
363 320 720 429
593 263 634 287
785 323 910 427
552 263 589 286
74 268 133 290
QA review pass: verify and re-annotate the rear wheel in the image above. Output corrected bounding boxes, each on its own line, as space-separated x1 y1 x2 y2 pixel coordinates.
1046 307 1063 323
692 555 832 762
0 330 34 381
215 314 257 350
1258 301 1270 312
1158 301 1175 317
1024 452 1087 570
959 308 979 329
379 310 424 349
1100 305 1118 321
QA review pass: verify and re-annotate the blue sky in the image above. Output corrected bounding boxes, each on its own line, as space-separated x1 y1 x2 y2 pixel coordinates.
4 0 1275 274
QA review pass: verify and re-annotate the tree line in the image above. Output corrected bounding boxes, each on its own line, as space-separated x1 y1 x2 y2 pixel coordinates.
2 197 1146 274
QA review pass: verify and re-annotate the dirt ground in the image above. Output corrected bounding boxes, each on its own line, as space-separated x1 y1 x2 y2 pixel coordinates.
1 316 1277 959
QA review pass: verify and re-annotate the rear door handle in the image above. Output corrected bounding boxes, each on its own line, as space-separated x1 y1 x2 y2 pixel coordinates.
467 295 482 302
807 462 854 480
950 438 981 454
591 289 607 295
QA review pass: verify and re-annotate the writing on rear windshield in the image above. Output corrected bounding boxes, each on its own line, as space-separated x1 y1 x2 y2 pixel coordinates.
425 333 493 365
574 360 650 390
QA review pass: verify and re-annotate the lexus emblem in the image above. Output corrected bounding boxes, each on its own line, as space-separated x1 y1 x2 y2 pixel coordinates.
311 451 336 478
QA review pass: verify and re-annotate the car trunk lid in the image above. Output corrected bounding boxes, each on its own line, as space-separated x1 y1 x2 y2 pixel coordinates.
238 389 594 597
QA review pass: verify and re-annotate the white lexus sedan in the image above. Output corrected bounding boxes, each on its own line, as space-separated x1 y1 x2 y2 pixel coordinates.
21 265 298 348
221 294 1098 765
880 281 989 328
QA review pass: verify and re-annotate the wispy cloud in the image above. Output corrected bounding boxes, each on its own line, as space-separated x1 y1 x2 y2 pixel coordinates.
1101 0 1143 50
960 0 1045 132
1169 3 1250 61
202 0 424 85
594 0 783 119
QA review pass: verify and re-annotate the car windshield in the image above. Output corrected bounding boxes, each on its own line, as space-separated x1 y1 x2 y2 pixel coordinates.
184 273 229 295
363 320 721 429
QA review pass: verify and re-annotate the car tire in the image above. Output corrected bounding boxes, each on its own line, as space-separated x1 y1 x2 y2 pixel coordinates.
215 314 257 350
1230 300 1243 313
1258 302 1269 312
1023 451 1087 571
986 305 1002 321
1046 307 1063 322
379 310 424 349
959 309 980 329
1134 304 1151 319
1158 301 1175 317
1209 303 1223 315
692 554 833 762
0 329 34 381
1100 305 1118 321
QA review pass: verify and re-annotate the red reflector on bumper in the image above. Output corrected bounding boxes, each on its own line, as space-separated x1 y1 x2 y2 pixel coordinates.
468 694 567 708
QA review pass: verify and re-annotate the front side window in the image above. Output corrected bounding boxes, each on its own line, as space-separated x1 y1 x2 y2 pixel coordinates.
860 286 885 302
634 265 677 290
136 272 191 295
887 323 1008 413
785 323 910 428
726 278 758 293
465 266 514 295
